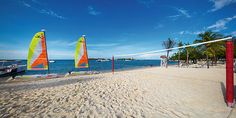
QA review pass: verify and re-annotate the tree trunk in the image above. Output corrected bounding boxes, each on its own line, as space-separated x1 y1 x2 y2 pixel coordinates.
214 56 217 66
207 55 209 69
193 59 197 64
211 59 214 66
166 51 169 68
178 50 180 67
186 50 189 66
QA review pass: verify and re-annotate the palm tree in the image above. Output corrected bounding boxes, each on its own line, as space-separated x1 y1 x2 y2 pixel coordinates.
162 38 176 68
203 48 213 68
194 31 224 67
210 42 225 65
177 41 183 67
185 43 191 66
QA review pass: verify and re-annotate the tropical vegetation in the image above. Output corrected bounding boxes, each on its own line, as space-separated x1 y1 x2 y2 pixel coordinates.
169 31 235 68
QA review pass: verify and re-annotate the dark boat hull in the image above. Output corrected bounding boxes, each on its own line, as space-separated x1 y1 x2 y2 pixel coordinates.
0 68 25 78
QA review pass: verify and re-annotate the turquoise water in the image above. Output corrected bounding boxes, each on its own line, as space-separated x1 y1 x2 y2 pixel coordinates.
2 60 177 75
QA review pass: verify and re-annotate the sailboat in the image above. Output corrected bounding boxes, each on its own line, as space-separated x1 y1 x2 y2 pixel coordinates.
74 35 89 68
27 30 49 71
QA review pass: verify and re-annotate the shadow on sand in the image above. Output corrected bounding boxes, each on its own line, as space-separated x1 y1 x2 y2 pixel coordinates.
0 77 99 92
220 82 236 104
220 82 226 103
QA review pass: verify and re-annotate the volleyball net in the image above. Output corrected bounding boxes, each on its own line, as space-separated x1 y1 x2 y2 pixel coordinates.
115 37 232 57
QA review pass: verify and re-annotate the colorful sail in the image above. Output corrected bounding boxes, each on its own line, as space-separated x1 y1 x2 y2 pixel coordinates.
27 31 49 70
75 36 89 68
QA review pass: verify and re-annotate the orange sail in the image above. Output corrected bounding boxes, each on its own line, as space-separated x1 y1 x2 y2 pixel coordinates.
75 36 89 68
27 31 49 70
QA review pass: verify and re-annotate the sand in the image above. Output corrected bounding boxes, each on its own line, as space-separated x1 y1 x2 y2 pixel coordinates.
0 67 235 118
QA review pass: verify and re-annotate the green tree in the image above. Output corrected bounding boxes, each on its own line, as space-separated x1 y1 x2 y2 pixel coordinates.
194 31 224 67
162 38 176 68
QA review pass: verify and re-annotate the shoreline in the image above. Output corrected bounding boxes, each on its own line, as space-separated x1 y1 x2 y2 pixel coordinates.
0 62 226 84
13 59 177 76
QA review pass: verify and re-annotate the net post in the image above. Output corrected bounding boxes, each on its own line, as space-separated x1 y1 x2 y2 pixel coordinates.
226 39 235 107
112 56 114 74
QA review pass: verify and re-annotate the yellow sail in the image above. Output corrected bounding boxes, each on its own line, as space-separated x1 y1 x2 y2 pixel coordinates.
27 31 49 70
74 36 89 68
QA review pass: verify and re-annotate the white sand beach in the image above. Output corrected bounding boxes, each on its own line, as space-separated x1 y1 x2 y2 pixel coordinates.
0 67 235 118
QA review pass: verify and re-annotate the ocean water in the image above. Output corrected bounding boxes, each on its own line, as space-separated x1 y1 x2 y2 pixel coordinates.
2 60 177 75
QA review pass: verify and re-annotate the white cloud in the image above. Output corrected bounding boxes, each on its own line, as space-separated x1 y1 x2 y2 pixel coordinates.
168 14 181 18
39 9 66 19
192 31 205 35
0 44 8 48
88 6 101 16
47 40 73 47
22 1 66 19
0 50 27 59
178 15 236 36
207 15 236 31
137 0 155 8
232 31 236 36
22 1 31 7
168 8 191 20
31 0 41 5
209 0 236 12
178 30 204 35
0 49 74 59
137 52 167 59
154 24 164 29
112 43 173 59
179 31 185 35
68 41 77 46
177 8 191 18
87 43 119 47
48 40 119 48
48 50 74 59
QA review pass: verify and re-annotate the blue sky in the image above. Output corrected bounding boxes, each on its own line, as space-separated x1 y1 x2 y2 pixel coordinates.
0 0 236 59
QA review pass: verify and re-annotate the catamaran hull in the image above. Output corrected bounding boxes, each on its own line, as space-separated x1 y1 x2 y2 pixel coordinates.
0 68 25 78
